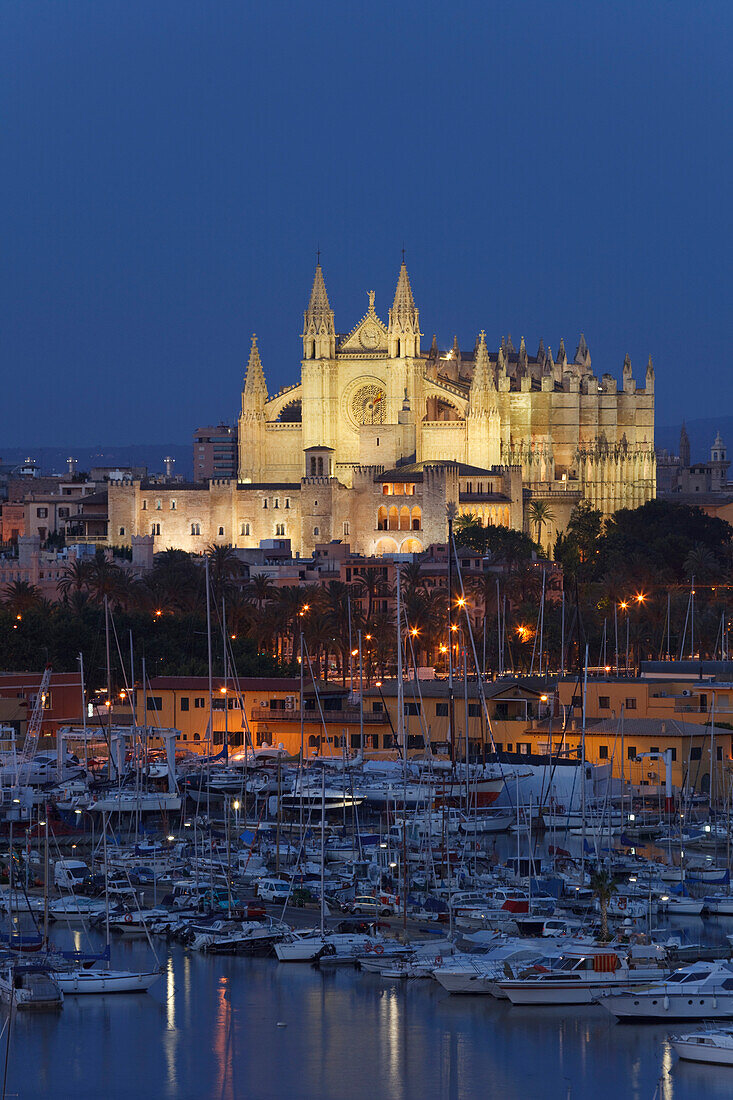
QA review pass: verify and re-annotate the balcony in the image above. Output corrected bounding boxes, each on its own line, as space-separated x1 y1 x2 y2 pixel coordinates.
250 706 384 724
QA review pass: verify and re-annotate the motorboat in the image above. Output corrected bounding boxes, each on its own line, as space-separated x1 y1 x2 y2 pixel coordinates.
88 791 182 813
0 961 63 1009
498 945 668 1006
434 942 563 995
50 896 108 922
671 1026 733 1065
600 961 733 1021
274 929 383 963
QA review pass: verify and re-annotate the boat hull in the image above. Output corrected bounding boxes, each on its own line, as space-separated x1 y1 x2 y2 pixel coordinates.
602 992 733 1021
56 970 161 994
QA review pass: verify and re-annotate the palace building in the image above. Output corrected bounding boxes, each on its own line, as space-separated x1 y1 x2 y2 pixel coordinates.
109 260 656 557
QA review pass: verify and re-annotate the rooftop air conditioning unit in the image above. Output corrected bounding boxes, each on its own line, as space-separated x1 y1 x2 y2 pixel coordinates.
682 689 692 696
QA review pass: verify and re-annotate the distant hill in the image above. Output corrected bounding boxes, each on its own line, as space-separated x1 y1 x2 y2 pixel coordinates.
0 444 192 480
656 417 733 462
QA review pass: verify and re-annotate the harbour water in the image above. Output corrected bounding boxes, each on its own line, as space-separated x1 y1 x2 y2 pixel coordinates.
7 925 733 1100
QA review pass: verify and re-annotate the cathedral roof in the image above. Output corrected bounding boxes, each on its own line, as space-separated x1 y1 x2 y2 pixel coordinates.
377 459 501 483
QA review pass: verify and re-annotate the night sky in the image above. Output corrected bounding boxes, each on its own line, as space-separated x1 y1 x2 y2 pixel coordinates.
3 1 732 446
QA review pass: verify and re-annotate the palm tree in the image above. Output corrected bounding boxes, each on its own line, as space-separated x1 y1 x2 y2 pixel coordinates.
146 549 202 613
58 558 91 601
684 544 719 584
206 543 243 603
527 501 555 548
85 556 124 606
247 573 275 611
355 566 387 621
2 580 43 616
590 869 618 942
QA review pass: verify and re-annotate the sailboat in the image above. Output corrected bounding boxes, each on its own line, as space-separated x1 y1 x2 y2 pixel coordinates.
49 812 162 995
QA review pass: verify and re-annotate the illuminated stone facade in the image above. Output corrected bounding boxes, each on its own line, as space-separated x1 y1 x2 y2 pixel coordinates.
109 261 655 556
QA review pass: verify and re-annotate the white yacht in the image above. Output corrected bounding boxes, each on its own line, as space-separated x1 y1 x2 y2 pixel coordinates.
671 1026 733 1065
600 961 733 1021
498 945 668 1006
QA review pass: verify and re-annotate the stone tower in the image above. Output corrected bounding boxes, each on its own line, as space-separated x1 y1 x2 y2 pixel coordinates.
679 421 690 468
467 331 500 469
238 334 268 482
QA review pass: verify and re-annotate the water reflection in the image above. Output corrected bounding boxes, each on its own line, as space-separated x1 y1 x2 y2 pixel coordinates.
5 931 733 1099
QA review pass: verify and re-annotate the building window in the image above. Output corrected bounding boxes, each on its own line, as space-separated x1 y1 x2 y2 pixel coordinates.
58 507 69 518
668 747 677 761
717 746 723 761
404 702 421 716
343 522 350 536
313 527 319 537
155 500 162 511
599 696 610 709
598 745 609 759
285 498 290 509
191 523 200 536
263 500 268 509
170 500 176 510
468 703 481 717
194 697 206 708
151 523 161 536
180 697 189 711
146 697 162 711
627 745 637 760
690 746 702 761
436 702 448 717
142 500 147 510
119 527 125 537
241 523 250 536
274 499 279 509
625 698 637 710
36 508 48 519
218 526 224 536
275 524 285 536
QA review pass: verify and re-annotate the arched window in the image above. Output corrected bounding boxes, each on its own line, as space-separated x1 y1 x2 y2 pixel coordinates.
275 523 285 536
191 522 200 536
241 522 250 536
262 499 268 509
313 526 319 537
218 526 225 537
119 527 125 537
170 500 176 510
399 505 410 531
155 499 162 511
377 506 388 530
141 500 147 511
193 733 200 742
388 506 398 531
308 734 320 748
151 523 161 536
343 522 349 536
382 483 391 495
411 506 422 531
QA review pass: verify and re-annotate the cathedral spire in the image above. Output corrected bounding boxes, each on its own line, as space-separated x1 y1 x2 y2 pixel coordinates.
388 260 421 357
242 333 267 429
302 262 336 359
469 330 495 415
574 332 591 370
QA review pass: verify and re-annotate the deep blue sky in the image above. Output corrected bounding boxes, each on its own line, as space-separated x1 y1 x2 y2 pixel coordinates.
3 1 732 447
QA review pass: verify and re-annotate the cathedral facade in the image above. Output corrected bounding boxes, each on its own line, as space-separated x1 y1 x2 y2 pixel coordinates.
109 260 655 558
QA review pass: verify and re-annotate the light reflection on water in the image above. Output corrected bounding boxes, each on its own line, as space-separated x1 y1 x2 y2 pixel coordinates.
5 929 733 1099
